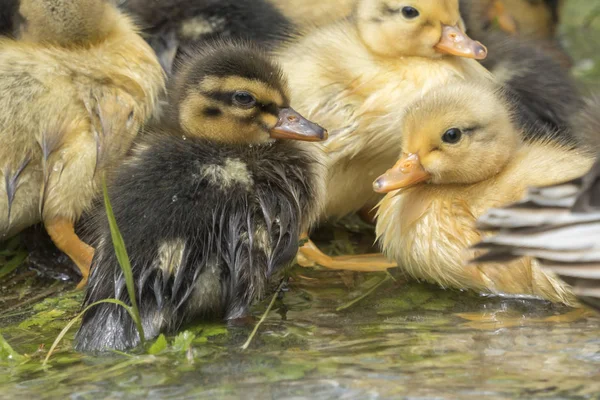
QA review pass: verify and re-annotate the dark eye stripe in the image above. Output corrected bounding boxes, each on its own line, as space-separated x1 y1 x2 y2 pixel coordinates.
204 91 237 105
201 90 285 117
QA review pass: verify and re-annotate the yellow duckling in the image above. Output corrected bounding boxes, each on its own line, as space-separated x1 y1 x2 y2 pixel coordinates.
0 0 164 286
275 0 491 270
374 81 593 305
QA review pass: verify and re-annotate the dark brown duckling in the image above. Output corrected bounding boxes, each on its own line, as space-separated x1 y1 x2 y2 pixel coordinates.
74 41 327 352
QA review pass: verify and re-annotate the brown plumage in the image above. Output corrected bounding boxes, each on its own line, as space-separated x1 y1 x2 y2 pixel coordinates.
374 81 593 305
0 0 165 286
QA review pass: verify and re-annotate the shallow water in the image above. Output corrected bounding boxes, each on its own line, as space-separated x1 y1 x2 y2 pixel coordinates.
2 1 600 399
1 268 600 399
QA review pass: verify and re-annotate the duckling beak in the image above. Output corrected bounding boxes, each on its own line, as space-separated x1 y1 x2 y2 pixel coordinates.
373 153 431 193
270 108 328 142
434 25 488 60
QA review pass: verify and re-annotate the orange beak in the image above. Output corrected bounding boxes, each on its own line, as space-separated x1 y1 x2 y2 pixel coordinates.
372 153 431 194
434 25 488 60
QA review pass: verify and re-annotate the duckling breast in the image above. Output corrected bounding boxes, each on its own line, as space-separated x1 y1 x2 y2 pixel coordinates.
76 135 323 350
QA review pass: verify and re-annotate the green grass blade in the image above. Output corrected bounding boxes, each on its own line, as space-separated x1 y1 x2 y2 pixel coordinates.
43 298 134 366
101 176 145 347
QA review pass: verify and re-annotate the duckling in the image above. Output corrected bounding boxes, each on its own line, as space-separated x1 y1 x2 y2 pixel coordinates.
121 0 293 75
74 41 327 352
0 0 164 286
474 98 600 312
275 0 491 270
373 81 593 305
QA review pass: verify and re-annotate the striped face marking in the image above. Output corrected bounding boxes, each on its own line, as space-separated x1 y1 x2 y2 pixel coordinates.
179 75 289 144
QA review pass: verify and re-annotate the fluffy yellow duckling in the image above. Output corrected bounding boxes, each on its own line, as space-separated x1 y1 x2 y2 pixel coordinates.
0 0 164 286
374 81 593 305
275 0 491 270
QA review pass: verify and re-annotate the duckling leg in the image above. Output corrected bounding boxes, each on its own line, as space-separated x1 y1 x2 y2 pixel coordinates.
298 234 396 272
488 0 518 35
45 217 94 289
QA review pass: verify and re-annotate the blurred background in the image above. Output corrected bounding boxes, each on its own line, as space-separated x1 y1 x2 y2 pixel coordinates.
563 0 600 91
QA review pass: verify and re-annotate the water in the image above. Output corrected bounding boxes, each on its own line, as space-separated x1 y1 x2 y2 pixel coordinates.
1 267 600 399
2 0 600 398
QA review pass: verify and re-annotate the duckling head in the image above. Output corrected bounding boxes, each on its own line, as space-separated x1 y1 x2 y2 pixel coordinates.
172 42 328 145
18 0 114 46
373 82 518 193
355 0 487 59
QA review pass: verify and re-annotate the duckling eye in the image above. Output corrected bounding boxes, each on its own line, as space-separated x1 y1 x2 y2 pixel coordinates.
401 6 419 19
232 91 256 108
442 128 462 144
